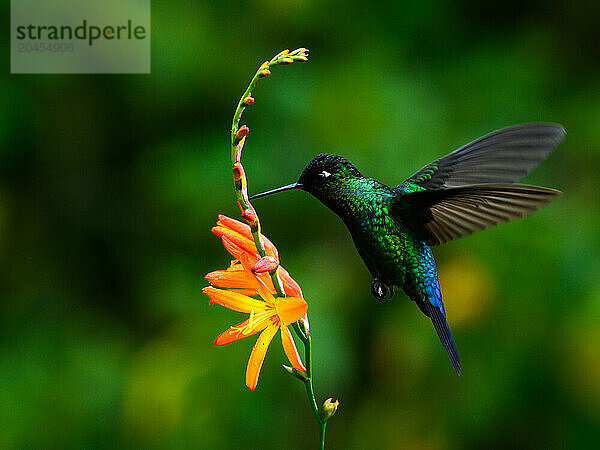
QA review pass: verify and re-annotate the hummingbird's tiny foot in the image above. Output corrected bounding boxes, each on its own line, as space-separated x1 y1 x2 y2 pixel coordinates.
371 278 394 302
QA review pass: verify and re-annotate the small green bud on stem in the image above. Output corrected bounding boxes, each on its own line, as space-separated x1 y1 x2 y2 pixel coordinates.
320 398 339 422
298 315 310 339
283 364 309 382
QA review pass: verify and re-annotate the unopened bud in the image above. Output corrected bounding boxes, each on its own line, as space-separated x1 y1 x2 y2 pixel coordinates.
241 208 259 228
289 47 307 56
282 364 308 382
295 55 308 62
281 57 294 64
279 49 290 57
232 163 244 190
243 96 254 106
298 314 310 339
253 256 278 273
320 398 339 422
258 69 271 78
233 125 249 145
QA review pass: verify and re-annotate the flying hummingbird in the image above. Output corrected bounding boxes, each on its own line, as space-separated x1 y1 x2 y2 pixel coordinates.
250 123 564 375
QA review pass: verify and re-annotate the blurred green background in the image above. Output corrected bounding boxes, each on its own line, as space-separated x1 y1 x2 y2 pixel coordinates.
2 1 600 449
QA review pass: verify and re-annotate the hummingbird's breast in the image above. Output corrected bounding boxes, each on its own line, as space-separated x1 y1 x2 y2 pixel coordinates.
333 178 412 287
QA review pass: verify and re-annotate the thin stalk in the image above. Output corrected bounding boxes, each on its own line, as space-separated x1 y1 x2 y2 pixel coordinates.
293 322 327 449
230 49 307 297
229 49 330 449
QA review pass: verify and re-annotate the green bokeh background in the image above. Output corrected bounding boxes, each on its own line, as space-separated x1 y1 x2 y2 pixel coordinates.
2 1 600 449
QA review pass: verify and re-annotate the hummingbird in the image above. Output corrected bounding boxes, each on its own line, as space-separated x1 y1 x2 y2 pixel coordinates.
250 123 564 375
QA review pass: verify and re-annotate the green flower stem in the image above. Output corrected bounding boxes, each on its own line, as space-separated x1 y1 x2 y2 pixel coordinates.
230 49 329 449
230 48 308 297
292 322 327 450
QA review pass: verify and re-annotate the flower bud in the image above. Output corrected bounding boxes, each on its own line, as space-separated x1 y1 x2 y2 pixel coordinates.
241 207 259 228
298 314 310 339
232 163 245 191
282 364 308 381
320 398 339 422
258 69 271 78
253 256 278 273
243 96 254 106
233 125 249 145
289 47 307 56
281 57 294 64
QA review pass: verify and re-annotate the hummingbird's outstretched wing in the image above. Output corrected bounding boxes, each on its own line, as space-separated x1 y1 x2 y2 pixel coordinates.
391 184 561 246
396 123 565 191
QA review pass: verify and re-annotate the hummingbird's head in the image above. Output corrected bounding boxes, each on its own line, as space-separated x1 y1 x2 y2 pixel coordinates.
250 153 362 204
298 153 361 198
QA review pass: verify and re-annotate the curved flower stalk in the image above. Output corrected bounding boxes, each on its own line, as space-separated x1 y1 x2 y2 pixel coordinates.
204 48 337 449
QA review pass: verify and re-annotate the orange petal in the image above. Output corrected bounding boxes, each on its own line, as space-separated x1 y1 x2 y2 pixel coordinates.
240 254 275 303
261 235 279 259
258 272 276 293
279 266 303 298
217 214 252 239
205 268 257 289
216 215 278 259
221 237 259 265
224 288 258 296
221 237 244 260
215 317 270 346
212 227 258 256
203 287 267 313
281 326 306 372
246 323 279 390
255 276 276 304
275 297 308 326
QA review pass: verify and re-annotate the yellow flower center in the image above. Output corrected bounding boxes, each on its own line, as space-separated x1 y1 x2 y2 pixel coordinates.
231 305 279 337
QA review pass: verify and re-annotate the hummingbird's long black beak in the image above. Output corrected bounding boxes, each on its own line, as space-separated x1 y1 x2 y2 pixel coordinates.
250 182 303 200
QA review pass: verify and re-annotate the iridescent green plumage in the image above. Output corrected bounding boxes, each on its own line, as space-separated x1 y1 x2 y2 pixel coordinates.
251 123 565 374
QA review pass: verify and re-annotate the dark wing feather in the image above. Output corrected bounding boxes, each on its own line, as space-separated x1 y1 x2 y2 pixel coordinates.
397 123 565 190
392 184 561 246
422 297 461 375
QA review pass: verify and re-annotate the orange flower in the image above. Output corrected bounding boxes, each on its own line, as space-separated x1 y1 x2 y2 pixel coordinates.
205 215 308 389
210 215 303 298
212 214 278 261
204 255 307 390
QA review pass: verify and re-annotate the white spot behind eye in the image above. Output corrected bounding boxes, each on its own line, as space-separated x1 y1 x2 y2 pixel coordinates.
319 170 331 178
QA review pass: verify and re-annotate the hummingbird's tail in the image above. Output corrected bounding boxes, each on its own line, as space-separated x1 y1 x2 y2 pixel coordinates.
422 296 461 375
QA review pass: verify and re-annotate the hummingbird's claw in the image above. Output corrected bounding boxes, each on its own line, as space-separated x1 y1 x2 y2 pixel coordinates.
371 278 394 302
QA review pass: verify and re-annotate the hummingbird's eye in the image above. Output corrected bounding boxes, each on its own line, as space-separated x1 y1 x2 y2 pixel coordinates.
319 170 331 178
